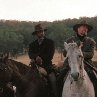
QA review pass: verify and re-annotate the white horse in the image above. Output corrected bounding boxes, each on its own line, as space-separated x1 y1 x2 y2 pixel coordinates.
62 42 95 97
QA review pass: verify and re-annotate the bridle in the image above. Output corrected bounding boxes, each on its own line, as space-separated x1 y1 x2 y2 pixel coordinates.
0 59 9 72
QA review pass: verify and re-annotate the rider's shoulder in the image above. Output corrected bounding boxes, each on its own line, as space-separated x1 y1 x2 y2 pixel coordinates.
86 37 96 44
29 40 37 47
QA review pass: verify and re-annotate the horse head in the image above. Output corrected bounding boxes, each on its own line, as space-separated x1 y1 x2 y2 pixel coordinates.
64 42 84 81
62 42 95 97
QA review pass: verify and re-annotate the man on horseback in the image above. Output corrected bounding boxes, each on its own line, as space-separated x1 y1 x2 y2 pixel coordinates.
28 24 58 97
58 20 97 96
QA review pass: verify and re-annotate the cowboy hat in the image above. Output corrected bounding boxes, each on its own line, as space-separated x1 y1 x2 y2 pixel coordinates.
73 20 93 33
32 24 47 35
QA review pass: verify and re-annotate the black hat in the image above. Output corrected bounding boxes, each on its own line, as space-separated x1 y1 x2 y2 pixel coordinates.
73 20 93 33
32 24 47 35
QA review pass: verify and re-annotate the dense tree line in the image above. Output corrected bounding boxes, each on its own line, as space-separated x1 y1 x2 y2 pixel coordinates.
0 16 97 54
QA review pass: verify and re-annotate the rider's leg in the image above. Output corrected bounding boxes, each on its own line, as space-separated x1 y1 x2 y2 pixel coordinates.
48 72 58 97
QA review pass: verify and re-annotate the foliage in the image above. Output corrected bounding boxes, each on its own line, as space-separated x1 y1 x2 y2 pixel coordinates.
0 17 97 53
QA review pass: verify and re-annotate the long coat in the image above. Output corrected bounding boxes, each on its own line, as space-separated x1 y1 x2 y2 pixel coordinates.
28 37 55 73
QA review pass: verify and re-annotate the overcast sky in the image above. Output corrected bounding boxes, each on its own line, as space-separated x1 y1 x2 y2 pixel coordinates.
0 0 97 21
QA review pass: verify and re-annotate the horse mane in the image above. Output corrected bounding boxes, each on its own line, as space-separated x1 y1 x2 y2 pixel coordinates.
8 59 30 75
0 56 48 97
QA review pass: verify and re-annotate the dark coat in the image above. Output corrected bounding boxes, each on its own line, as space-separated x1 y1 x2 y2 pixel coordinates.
28 37 55 70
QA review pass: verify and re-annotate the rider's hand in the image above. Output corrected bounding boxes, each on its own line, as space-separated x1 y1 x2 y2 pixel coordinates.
36 56 42 65
79 42 83 49
31 59 35 63
29 59 35 67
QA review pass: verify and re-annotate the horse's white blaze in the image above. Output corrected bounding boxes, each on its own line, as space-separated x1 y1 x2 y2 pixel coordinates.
64 42 68 51
62 42 95 97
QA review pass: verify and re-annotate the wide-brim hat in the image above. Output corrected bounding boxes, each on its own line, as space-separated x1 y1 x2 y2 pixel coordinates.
73 20 93 33
32 24 47 35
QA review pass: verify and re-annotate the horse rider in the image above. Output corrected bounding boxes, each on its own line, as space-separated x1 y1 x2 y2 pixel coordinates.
28 24 58 97
58 20 97 96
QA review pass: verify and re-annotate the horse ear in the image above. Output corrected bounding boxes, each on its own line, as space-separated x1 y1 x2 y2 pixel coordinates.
64 42 68 51
3 53 9 62
72 40 75 43
0 54 3 59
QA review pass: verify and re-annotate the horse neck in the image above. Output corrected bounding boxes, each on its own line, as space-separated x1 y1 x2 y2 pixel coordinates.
8 59 43 90
12 65 42 87
12 68 28 88
9 59 30 75
25 67 42 82
7 59 28 89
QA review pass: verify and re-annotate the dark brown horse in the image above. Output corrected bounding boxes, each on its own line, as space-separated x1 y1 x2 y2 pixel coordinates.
0 56 48 97
9 59 30 75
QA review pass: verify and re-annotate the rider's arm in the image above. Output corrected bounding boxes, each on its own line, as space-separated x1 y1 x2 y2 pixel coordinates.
28 42 38 60
83 38 96 60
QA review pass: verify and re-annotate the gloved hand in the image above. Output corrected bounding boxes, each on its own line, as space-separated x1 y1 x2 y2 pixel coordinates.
38 67 47 76
36 56 42 65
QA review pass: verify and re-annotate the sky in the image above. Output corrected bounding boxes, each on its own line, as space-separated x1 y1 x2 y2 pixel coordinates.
0 0 97 22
